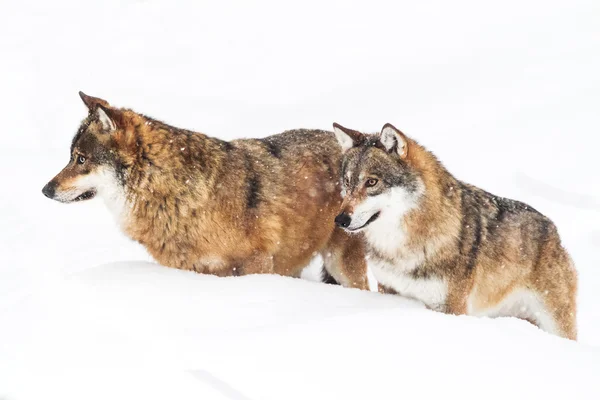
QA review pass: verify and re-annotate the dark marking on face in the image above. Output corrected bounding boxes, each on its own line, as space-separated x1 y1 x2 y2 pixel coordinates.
44 107 135 205
71 116 93 153
73 134 116 168
341 141 419 197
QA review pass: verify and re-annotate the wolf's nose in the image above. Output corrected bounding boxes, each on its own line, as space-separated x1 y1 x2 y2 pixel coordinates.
42 182 56 199
334 212 351 228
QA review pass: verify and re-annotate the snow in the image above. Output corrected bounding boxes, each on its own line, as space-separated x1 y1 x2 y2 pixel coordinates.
1 0 600 399
3 262 600 399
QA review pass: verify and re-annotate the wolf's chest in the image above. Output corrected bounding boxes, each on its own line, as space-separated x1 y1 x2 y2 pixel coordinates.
369 257 448 311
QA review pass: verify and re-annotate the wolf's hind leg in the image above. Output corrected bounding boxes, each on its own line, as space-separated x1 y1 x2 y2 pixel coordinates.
321 228 370 290
529 251 578 340
533 289 577 340
506 287 577 340
549 303 577 340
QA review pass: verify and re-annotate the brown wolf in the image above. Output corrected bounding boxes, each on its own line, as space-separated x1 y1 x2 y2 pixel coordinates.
332 122 577 339
41 92 370 289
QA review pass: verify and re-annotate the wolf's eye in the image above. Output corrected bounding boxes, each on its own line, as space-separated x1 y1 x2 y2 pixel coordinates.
365 178 379 188
77 155 86 165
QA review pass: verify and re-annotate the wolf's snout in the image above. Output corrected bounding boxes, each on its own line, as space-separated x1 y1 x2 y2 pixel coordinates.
42 182 56 199
335 212 352 228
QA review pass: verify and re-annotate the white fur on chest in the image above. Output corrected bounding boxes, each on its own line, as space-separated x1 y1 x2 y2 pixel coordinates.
369 257 448 311
362 184 448 309
365 217 410 259
100 177 129 228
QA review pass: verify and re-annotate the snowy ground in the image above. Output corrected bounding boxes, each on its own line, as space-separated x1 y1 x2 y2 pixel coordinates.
1 0 600 399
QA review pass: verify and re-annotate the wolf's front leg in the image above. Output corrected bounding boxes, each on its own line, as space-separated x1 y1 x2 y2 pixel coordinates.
321 228 370 290
233 252 275 276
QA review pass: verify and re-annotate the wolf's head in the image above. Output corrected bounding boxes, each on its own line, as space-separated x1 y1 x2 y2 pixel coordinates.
332 123 424 232
42 92 130 213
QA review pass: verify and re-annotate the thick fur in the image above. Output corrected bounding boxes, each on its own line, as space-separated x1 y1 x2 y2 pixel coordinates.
42 93 370 289
333 123 577 339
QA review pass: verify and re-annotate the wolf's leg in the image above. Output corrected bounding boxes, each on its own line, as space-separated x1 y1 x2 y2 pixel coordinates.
443 276 472 315
321 228 370 290
529 248 578 340
531 288 577 340
548 301 577 340
234 252 275 276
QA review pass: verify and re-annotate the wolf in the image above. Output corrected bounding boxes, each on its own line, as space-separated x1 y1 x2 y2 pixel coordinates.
41 92 370 289
332 122 577 339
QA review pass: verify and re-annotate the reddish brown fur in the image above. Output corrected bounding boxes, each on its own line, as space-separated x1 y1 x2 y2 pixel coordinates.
44 94 370 289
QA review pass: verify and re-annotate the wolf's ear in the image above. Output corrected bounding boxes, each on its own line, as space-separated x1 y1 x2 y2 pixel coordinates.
380 123 408 159
96 105 117 132
79 91 110 110
333 123 364 152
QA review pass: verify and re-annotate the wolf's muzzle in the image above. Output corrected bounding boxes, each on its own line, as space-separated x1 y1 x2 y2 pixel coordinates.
42 182 56 199
334 212 352 228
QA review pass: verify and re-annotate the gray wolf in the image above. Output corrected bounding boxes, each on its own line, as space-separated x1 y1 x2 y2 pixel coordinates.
41 92 370 289
332 122 577 339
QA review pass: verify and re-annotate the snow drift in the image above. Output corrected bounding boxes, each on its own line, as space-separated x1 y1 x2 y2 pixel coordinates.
2 262 599 400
